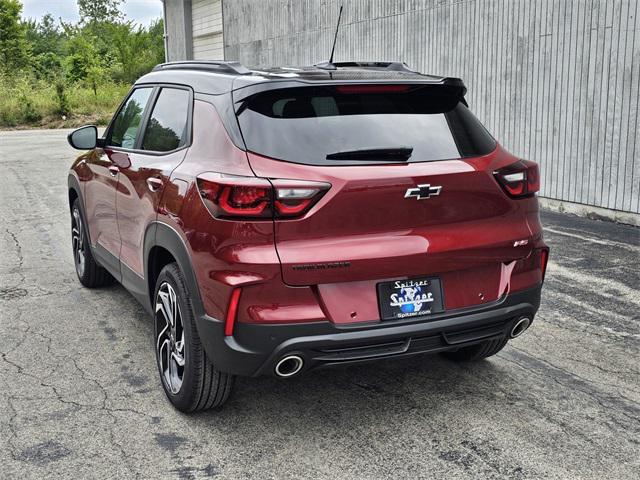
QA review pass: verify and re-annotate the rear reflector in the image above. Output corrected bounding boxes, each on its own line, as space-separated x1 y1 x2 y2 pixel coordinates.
225 288 242 336
540 248 549 282
513 248 549 284
494 160 540 198
197 173 330 219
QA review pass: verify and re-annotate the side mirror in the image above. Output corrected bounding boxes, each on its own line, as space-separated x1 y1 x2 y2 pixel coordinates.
67 125 98 150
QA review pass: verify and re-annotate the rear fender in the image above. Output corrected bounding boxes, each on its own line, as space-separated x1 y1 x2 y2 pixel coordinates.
144 222 206 318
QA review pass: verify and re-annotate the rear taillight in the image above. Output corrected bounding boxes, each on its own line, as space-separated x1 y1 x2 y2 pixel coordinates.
198 175 273 219
271 179 329 217
197 173 330 220
494 160 540 198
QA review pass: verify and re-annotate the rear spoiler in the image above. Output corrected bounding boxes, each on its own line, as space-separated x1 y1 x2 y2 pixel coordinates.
232 77 468 111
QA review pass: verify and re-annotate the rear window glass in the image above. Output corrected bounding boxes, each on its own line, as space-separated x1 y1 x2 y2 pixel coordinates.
142 88 190 152
237 86 496 165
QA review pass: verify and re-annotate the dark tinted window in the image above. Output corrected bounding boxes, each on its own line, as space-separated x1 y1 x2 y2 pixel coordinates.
142 88 190 152
108 88 152 148
237 86 496 165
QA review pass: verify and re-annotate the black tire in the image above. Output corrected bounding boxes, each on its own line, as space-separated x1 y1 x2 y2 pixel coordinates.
71 199 113 288
153 262 234 412
441 336 509 362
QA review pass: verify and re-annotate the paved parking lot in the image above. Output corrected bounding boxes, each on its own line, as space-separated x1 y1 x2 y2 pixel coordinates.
1 129 639 479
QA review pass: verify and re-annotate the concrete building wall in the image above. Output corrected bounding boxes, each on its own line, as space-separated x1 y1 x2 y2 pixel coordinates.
163 0 192 61
222 0 640 218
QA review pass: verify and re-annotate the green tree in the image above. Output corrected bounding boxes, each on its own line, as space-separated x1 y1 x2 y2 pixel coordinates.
86 64 105 96
65 31 99 82
24 13 64 56
108 21 157 83
0 0 30 74
24 14 66 80
78 0 123 24
147 19 166 64
0 0 165 128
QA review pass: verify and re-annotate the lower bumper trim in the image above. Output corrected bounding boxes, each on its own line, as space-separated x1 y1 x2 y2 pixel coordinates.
195 286 541 377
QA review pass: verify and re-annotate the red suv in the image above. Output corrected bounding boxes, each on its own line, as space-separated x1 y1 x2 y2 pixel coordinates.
67 61 548 412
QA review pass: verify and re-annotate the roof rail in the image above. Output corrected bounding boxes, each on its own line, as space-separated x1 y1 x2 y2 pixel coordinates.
314 61 418 73
152 60 252 75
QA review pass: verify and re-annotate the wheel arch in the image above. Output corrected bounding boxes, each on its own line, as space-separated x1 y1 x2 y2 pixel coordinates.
67 173 93 247
68 187 78 211
144 222 205 318
68 173 82 210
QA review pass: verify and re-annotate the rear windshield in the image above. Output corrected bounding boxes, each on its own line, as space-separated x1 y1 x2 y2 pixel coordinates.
236 85 496 165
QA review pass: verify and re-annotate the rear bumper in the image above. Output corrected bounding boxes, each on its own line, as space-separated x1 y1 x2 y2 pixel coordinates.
195 286 541 377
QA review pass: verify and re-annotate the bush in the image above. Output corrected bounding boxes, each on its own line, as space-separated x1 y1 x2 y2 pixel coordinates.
0 5 163 128
0 75 129 127
20 97 42 123
55 81 70 115
0 109 17 127
16 78 42 122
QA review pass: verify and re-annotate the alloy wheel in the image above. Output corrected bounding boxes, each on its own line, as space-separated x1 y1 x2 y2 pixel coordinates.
155 282 186 394
71 208 86 277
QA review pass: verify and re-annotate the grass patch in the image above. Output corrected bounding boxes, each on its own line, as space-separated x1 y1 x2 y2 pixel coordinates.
0 79 129 129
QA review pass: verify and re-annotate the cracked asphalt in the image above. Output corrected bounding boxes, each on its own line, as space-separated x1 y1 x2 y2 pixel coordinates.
1 128 639 480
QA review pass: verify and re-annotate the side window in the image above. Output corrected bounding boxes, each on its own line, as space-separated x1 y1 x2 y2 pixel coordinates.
108 88 153 148
141 88 190 152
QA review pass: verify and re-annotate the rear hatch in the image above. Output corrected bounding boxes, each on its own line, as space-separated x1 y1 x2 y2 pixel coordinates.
235 83 535 316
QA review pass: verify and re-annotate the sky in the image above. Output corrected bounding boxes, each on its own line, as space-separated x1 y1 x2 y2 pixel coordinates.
20 0 164 26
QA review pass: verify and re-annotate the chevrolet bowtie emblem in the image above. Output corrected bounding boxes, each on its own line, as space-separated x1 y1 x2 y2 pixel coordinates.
404 184 442 200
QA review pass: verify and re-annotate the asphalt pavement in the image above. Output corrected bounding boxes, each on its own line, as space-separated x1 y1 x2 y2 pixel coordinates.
1 129 639 480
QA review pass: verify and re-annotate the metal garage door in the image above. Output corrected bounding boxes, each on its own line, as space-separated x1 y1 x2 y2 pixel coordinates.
192 0 224 60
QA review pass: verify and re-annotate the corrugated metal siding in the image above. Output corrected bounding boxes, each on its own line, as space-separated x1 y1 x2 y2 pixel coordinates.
192 0 224 60
222 0 639 214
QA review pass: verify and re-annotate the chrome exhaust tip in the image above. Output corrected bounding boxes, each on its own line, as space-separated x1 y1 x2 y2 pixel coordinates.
510 317 531 339
274 355 304 378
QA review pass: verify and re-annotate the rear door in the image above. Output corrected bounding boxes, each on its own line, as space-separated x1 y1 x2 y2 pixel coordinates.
115 86 191 285
237 84 536 315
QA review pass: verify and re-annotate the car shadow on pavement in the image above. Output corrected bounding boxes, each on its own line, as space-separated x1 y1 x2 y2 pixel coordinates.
105 283 515 434
191 351 508 430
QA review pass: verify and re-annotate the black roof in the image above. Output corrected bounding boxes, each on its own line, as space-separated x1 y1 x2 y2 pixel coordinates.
135 60 466 96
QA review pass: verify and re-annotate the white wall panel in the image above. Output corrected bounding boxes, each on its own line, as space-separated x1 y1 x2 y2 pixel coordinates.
192 0 224 60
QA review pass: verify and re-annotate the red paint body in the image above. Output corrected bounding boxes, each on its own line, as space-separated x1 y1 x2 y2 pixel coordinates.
71 97 546 328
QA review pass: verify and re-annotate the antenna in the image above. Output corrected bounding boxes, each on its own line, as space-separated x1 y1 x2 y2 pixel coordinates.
315 5 343 70
329 5 343 65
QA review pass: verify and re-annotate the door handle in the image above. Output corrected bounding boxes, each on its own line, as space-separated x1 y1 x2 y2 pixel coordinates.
108 165 119 177
146 177 163 192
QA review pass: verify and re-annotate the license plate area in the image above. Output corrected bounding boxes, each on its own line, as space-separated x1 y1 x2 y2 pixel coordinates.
377 277 444 321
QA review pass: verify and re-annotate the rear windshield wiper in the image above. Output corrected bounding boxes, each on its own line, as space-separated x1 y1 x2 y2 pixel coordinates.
325 147 413 162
